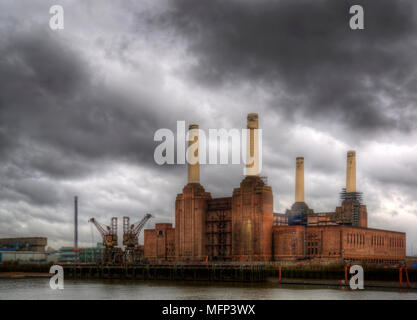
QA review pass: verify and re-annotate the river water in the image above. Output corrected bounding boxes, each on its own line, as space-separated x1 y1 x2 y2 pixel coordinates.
0 278 417 300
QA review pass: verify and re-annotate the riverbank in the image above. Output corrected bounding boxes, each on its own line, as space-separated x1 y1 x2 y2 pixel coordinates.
0 261 52 273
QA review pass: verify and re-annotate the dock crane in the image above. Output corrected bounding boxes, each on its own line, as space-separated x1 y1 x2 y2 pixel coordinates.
89 217 122 264
123 213 152 264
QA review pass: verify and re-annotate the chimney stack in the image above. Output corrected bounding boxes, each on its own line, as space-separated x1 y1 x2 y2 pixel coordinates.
74 196 78 250
245 113 260 176
295 157 305 202
187 124 200 184
346 150 356 193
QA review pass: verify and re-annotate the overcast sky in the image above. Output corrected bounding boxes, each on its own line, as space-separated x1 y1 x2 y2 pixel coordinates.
1 0 416 253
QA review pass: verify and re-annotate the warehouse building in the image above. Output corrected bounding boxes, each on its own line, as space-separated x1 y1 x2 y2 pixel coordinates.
0 237 47 252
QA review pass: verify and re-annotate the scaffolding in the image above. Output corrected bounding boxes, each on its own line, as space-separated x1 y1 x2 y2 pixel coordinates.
205 198 232 261
339 188 363 203
339 188 363 227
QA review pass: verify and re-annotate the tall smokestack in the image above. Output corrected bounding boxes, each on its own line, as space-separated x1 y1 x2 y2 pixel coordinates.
346 150 356 193
74 196 78 250
295 157 305 202
245 113 259 176
187 124 200 184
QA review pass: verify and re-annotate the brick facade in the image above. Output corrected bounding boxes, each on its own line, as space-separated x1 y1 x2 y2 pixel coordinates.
144 176 274 263
272 225 305 260
335 201 368 228
144 223 175 261
272 225 405 263
175 183 211 261
144 179 406 264
231 176 273 261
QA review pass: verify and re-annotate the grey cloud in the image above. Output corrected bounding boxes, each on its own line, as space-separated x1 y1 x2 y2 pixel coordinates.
0 27 172 181
158 0 417 137
0 23 185 218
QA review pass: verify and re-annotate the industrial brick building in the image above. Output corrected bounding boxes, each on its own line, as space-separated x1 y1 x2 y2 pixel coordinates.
144 114 406 264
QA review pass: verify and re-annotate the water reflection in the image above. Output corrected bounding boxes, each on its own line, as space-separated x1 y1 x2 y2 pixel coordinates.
0 278 416 300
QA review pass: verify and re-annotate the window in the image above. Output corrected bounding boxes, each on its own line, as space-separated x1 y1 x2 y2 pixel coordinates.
158 230 163 236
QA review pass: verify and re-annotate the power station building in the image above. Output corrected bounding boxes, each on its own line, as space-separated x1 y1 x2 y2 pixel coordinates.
144 114 406 264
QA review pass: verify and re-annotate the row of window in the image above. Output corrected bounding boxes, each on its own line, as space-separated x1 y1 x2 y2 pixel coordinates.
389 237 404 248
371 235 384 246
347 233 365 245
307 247 319 255
347 233 404 248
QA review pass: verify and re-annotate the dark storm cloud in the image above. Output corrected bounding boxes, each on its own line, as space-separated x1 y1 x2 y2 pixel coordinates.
0 27 170 182
159 0 417 135
0 0 416 250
